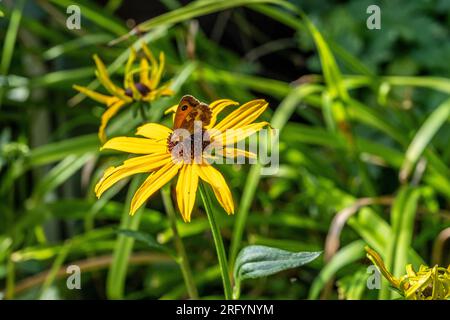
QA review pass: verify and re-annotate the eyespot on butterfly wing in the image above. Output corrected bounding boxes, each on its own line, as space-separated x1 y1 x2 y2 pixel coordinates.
173 95 212 132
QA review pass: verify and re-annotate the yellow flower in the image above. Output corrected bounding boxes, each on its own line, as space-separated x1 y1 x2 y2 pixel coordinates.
94 98 269 222
73 44 173 143
365 246 450 300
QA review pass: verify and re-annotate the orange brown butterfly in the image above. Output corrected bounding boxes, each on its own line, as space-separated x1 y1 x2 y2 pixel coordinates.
173 95 212 132
168 95 213 161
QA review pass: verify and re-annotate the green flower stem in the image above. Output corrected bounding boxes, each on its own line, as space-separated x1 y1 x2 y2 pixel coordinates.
107 176 144 299
161 185 199 299
199 182 233 300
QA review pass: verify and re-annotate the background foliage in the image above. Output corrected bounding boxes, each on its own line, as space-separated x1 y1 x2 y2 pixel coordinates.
0 0 449 299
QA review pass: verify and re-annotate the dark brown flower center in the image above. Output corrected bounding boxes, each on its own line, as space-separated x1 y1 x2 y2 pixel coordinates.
167 130 211 160
125 82 151 98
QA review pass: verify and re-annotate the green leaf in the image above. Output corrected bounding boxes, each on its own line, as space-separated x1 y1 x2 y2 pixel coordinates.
48 0 127 35
117 229 175 257
382 186 422 299
233 245 321 298
42 34 113 60
122 0 290 35
28 134 99 167
31 154 93 203
400 97 450 181
0 0 25 109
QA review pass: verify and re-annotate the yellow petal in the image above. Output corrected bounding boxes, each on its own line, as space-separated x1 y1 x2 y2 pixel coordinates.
404 270 432 299
95 153 171 197
142 43 157 85
164 104 178 115
176 164 199 222
212 121 270 144
150 51 165 90
406 264 417 277
142 83 174 102
162 89 175 97
157 83 174 97
98 100 127 143
73 85 115 105
93 54 131 102
140 58 150 87
142 43 157 66
130 161 182 215
124 48 137 88
196 164 234 214
214 99 268 132
135 123 172 141
101 137 167 154
207 99 239 128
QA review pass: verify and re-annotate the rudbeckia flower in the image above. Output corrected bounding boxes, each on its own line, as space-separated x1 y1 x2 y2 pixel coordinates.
366 246 450 300
73 44 173 142
94 98 269 222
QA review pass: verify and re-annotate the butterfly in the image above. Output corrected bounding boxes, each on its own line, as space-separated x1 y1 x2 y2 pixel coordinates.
173 95 212 133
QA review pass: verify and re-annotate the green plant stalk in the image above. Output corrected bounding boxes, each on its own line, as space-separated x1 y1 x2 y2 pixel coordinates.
229 164 261 267
161 185 198 299
106 176 144 299
199 182 232 300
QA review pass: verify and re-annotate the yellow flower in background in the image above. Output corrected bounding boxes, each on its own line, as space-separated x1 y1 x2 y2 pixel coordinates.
73 44 173 142
94 98 269 222
365 246 450 300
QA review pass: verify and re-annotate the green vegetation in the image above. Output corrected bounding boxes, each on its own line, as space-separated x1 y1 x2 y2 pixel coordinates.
0 0 449 300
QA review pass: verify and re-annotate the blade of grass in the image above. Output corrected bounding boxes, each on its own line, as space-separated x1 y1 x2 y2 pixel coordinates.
0 0 26 109
48 0 127 35
383 187 421 299
106 176 145 299
111 0 294 44
400 98 450 182
308 240 366 299
43 34 113 60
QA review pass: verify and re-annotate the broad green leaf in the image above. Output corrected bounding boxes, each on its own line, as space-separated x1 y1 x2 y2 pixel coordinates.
233 245 321 298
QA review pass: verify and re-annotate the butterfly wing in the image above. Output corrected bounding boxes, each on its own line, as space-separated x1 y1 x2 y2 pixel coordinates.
174 95 212 132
